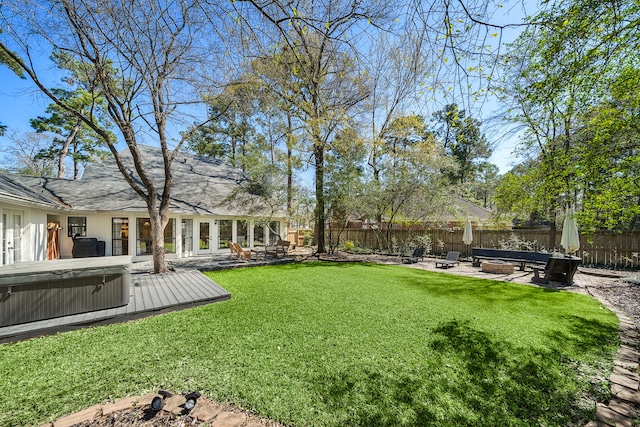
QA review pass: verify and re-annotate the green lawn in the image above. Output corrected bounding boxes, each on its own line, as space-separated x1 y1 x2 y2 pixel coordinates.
0 262 619 426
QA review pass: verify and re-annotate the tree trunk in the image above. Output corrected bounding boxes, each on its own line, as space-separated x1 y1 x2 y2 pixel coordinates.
314 143 326 253
549 204 557 250
73 142 80 180
286 114 294 228
148 203 169 274
58 120 82 178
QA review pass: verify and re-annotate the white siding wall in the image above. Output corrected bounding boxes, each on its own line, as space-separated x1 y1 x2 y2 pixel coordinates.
60 213 135 259
25 209 48 262
0 201 51 264
0 204 287 264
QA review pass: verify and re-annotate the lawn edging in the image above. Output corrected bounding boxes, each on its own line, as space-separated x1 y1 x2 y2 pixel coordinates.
586 287 640 427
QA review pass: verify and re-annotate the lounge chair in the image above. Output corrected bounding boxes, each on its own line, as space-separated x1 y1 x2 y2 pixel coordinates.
531 256 580 286
227 241 239 259
231 242 254 261
401 247 425 264
435 251 460 268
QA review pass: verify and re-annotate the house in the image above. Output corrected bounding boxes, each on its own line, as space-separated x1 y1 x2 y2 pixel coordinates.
0 146 286 266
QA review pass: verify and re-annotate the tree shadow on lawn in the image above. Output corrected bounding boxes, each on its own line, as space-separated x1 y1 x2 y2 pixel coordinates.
311 319 598 427
545 314 620 355
386 268 609 322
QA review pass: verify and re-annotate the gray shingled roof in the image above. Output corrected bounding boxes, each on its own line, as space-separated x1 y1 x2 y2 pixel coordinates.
10 146 278 217
451 196 493 222
0 173 68 209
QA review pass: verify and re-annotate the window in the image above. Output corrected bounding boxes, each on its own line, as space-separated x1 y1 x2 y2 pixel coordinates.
253 223 265 246
237 220 249 247
269 221 281 244
137 218 175 255
164 219 176 253
182 219 193 255
199 222 210 250
137 218 152 255
218 220 232 249
68 216 87 237
112 218 129 256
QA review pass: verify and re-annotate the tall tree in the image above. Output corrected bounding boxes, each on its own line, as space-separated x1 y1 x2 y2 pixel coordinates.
472 161 499 209
362 32 428 184
191 85 259 170
0 131 58 176
360 118 455 251
30 85 109 179
325 127 366 253
189 79 304 225
576 68 640 232
1 0 225 273
498 19 584 247
497 0 640 241
432 103 492 187
233 0 385 253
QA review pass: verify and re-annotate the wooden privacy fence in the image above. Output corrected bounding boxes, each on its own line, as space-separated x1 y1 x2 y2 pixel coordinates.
326 228 640 270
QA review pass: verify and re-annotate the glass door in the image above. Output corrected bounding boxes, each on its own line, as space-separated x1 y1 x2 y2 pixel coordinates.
182 219 193 256
2 210 23 265
197 221 211 254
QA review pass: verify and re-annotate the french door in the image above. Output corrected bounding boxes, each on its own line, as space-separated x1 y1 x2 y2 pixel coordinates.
197 221 212 255
2 210 23 265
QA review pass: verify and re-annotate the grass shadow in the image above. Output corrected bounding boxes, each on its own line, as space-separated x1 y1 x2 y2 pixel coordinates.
308 318 595 426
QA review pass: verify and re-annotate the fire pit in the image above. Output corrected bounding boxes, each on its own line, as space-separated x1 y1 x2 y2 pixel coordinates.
481 260 515 274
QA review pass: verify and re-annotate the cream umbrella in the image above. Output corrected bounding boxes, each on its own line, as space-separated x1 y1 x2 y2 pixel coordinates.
462 219 473 258
561 207 580 254
462 219 473 246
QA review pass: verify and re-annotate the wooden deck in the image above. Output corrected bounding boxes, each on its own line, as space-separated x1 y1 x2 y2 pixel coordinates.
0 269 230 344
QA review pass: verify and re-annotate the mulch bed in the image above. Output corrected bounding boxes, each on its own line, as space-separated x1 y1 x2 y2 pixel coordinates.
72 408 203 426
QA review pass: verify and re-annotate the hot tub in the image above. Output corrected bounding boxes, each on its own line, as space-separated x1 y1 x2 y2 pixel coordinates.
0 256 131 327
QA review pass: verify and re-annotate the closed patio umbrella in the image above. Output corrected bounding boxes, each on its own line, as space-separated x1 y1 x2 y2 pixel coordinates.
462 219 473 258
561 207 580 254
462 219 473 246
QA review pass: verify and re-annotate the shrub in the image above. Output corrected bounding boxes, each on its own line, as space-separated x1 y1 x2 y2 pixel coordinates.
343 240 355 251
397 234 433 256
499 232 541 251
303 231 313 246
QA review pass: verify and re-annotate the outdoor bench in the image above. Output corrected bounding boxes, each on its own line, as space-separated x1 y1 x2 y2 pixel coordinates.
531 256 581 286
471 248 552 271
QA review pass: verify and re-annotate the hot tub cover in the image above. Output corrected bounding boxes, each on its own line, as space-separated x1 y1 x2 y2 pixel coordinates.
0 256 132 286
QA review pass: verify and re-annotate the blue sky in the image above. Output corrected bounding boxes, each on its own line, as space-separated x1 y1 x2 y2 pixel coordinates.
0 66 49 132
0 1 534 175
0 64 520 175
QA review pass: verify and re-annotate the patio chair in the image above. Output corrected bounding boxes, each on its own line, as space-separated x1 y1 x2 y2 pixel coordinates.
276 240 290 257
531 255 580 286
227 241 239 259
265 240 290 258
401 247 425 264
231 242 254 261
435 251 460 268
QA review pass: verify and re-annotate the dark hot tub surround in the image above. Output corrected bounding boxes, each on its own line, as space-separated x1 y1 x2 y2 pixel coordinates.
0 256 131 327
